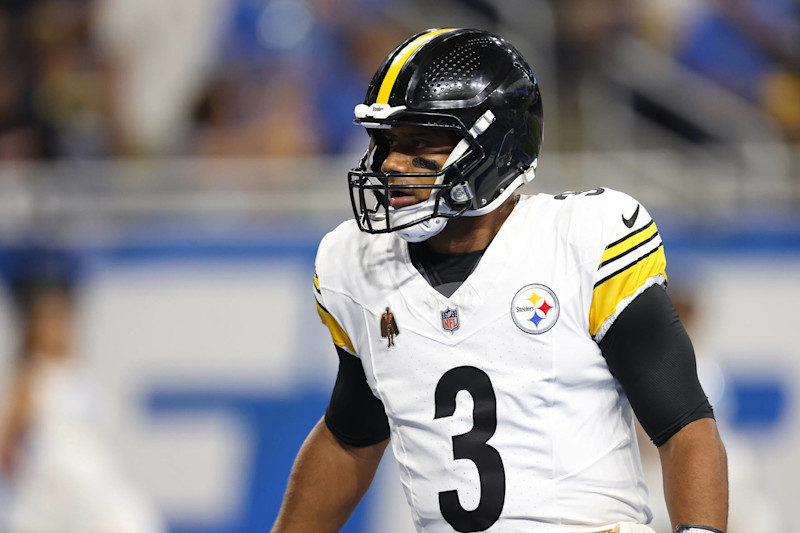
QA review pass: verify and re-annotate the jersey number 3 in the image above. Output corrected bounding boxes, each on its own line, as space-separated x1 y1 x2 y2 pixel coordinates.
434 366 506 532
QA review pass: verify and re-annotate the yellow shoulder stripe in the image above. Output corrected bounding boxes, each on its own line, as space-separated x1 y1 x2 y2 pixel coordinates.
376 28 457 104
314 271 320 292
589 246 667 337
600 221 658 266
316 300 356 354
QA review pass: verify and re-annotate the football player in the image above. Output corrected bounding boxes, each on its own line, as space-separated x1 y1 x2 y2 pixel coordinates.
273 28 728 533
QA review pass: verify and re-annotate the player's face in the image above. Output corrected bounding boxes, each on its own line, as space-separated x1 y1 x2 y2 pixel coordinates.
380 126 458 209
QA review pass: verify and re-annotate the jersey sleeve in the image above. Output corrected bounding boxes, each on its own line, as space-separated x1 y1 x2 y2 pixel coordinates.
325 345 391 446
599 284 714 446
587 190 668 342
314 232 391 445
314 270 356 355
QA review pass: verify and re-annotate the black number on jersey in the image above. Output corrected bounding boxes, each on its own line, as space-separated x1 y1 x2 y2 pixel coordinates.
554 187 605 200
434 366 505 532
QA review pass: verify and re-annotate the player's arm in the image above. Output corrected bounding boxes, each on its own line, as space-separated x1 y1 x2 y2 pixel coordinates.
282 266 393 531
599 284 728 531
0 363 34 477
272 344 392 532
658 418 728 531
271 418 388 533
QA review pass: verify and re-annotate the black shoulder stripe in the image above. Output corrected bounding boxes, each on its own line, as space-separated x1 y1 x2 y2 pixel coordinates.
594 243 664 288
605 219 655 250
599 231 660 268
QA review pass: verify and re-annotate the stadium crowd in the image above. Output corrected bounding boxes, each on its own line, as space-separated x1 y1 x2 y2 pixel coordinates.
0 0 797 162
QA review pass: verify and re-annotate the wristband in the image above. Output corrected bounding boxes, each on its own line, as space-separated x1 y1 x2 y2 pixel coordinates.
675 525 724 533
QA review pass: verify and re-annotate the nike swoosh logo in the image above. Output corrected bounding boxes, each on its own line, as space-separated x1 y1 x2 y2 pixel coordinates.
622 205 640 228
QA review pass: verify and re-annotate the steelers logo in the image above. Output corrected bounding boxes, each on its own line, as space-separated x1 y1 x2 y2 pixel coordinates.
511 284 560 334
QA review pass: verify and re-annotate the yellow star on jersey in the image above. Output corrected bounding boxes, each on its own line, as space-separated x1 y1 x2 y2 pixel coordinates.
527 291 542 306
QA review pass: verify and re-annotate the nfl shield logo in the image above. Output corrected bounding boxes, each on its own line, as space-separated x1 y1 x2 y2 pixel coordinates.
441 308 460 334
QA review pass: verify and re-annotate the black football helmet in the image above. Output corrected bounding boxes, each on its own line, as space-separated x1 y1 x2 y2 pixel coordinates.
348 28 543 242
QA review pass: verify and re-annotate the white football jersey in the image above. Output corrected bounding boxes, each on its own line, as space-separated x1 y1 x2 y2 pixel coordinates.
314 189 667 532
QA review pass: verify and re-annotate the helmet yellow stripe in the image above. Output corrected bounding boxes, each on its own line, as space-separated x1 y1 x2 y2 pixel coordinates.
376 28 456 104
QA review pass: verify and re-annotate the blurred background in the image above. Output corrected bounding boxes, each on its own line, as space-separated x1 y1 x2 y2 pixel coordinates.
0 0 798 531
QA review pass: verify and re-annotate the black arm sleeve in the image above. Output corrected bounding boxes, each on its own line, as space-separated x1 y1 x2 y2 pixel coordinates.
599 284 714 447
324 346 391 447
